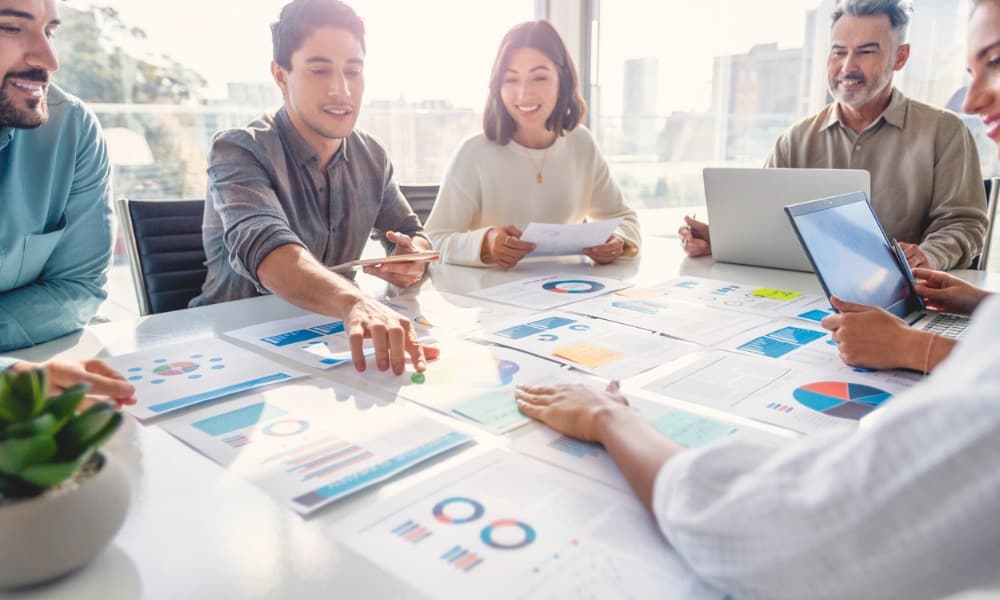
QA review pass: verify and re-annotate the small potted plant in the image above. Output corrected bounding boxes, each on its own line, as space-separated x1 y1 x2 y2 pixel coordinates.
0 368 130 588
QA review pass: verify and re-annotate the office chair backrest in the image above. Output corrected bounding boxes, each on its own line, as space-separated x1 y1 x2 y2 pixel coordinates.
399 184 440 225
116 198 207 315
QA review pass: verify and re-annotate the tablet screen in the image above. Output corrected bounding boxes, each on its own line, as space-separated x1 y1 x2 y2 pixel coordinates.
786 193 915 317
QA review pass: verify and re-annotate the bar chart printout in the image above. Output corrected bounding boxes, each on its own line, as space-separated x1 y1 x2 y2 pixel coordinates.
334 451 724 599
162 381 470 514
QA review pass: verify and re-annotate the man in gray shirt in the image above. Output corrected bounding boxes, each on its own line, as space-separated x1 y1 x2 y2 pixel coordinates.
192 0 433 375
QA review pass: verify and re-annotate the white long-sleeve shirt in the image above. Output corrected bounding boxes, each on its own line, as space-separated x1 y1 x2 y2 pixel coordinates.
424 127 640 266
653 296 1000 600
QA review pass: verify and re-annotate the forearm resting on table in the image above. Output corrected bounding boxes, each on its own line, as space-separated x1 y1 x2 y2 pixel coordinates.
257 244 364 317
903 329 957 374
596 406 685 510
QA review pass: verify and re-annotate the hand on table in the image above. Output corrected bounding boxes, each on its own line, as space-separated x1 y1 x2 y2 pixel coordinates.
9 358 137 409
912 268 990 316
584 235 626 265
344 294 433 374
363 231 434 288
678 216 711 257
516 381 629 443
820 296 922 370
484 225 536 269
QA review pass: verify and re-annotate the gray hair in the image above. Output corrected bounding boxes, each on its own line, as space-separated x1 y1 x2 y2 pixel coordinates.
831 0 913 45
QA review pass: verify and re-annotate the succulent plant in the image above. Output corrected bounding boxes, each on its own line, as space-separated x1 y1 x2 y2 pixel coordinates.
0 368 122 500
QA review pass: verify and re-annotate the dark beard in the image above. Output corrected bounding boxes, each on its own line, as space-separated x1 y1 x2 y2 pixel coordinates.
0 72 50 129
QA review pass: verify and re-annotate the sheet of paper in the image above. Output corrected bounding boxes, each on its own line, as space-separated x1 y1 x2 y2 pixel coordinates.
640 351 921 434
107 338 305 420
337 339 575 433
720 321 832 362
567 294 770 346
520 218 624 257
467 274 630 310
654 276 831 319
379 290 535 337
332 451 723 600
161 380 471 515
515 396 740 492
479 312 699 380
224 314 374 370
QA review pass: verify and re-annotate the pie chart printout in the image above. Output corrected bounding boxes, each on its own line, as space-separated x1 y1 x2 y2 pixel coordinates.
792 381 892 420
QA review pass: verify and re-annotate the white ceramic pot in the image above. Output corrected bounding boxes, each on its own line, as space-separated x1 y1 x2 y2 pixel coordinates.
0 453 130 588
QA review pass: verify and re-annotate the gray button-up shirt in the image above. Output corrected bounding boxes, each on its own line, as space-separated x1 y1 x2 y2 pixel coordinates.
192 108 425 306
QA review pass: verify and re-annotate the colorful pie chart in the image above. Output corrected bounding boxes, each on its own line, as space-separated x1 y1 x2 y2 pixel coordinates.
792 381 892 420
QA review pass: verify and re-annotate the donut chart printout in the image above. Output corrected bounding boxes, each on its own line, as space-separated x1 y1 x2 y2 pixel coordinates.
333 451 723 600
107 337 306 420
467 274 630 310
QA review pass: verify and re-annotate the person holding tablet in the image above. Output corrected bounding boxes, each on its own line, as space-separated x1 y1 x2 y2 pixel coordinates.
192 0 433 375
424 21 640 269
516 5 1000 597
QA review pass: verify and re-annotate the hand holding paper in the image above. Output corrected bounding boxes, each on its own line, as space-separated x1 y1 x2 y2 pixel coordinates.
520 218 624 257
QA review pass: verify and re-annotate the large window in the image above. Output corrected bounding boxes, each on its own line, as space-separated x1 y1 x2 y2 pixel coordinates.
590 0 997 214
56 0 537 200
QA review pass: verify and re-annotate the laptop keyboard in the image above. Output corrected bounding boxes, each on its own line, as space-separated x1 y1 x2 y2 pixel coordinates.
920 313 968 338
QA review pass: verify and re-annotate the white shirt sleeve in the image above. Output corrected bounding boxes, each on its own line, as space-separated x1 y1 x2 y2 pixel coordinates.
579 128 641 254
652 296 1000 600
424 140 491 267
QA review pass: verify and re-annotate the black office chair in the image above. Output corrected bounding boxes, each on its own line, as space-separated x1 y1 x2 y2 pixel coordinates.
399 184 440 225
116 198 208 315
971 178 998 271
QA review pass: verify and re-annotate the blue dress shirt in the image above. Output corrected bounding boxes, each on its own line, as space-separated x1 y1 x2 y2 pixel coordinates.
0 84 112 353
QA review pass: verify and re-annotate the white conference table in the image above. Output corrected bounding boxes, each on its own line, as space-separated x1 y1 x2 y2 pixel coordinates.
2 236 997 600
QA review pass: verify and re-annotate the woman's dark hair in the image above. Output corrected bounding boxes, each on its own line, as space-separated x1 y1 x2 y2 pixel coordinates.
483 21 586 145
272 0 365 70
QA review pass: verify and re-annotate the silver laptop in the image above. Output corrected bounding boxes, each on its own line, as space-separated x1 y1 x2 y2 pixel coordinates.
703 168 871 271
785 192 969 338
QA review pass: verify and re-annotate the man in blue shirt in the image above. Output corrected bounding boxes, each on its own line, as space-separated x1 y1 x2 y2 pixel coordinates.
0 0 113 352
0 0 133 406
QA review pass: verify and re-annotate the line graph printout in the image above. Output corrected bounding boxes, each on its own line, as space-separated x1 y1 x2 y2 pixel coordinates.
107 338 305 420
640 351 920 434
340 339 577 433
333 451 723 600
224 313 374 370
566 294 770 346
515 395 740 492
479 312 699 380
467 274 630 310
635 277 832 321
162 381 471 515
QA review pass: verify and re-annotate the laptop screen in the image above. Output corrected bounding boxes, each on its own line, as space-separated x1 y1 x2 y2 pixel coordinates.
784 192 920 318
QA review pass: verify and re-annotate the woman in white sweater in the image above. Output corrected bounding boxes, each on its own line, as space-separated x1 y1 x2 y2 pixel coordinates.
424 21 640 268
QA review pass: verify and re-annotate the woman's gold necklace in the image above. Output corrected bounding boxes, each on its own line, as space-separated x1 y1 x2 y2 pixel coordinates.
527 146 549 184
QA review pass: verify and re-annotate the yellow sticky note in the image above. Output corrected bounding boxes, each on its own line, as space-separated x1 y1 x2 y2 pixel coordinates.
750 287 802 301
553 342 623 369
615 287 665 299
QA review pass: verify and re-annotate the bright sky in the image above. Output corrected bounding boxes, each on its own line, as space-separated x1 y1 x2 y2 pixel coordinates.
598 0 822 114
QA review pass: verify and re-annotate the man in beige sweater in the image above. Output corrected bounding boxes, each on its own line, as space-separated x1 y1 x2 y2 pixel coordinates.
681 0 987 270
